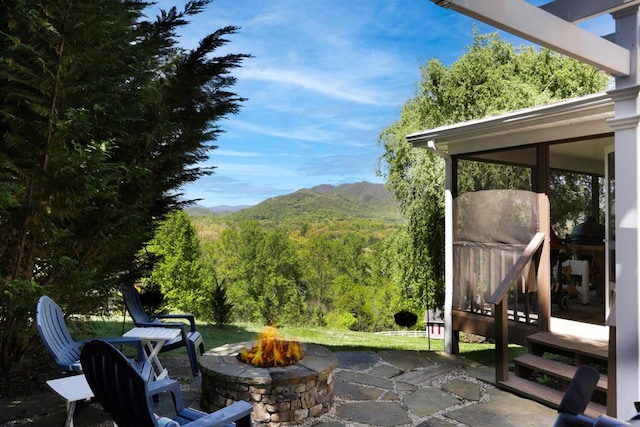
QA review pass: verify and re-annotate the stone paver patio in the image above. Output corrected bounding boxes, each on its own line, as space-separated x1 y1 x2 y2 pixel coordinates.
1 349 560 426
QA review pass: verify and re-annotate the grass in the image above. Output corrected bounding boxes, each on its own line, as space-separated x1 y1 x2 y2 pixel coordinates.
78 317 527 367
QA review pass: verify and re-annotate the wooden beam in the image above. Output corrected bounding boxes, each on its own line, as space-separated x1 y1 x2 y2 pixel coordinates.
431 0 630 76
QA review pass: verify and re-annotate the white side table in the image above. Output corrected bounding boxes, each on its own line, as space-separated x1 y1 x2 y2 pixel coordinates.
123 327 181 379
46 374 94 427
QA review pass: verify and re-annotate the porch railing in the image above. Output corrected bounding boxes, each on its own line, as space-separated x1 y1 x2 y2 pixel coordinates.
452 241 541 325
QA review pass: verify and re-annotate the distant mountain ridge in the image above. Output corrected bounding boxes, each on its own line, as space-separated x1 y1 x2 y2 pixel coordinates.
230 182 401 223
185 204 249 216
187 182 402 223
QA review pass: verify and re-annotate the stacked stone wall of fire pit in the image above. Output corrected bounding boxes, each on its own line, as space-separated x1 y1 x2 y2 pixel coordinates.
199 342 338 426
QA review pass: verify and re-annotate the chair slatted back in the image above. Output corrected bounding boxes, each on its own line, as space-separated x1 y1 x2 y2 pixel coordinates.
122 285 157 324
81 339 157 427
36 296 82 371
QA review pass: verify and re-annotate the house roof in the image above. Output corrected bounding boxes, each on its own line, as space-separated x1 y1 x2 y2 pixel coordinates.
407 92 615 174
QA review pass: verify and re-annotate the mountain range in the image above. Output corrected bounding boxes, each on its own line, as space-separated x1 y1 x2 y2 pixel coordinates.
186 182 402 223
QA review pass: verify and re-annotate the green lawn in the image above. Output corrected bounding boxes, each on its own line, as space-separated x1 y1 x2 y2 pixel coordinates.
80 319 526 367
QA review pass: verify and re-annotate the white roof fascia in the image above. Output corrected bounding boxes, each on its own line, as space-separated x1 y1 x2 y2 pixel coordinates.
408 93 614 156
431 0 631 76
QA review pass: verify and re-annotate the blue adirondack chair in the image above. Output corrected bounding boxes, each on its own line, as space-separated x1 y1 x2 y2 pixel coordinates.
553 365 627 427
122 285 204 377
36 295 151 379
80 339 253 427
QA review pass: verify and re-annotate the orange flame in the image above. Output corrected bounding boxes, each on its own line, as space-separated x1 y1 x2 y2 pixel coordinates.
237 326 304 368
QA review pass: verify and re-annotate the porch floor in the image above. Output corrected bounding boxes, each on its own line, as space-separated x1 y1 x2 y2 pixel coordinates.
550 287 607 336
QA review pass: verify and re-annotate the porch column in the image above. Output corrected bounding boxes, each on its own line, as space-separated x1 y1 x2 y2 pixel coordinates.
443 154 454 354
608 86 640 419
609 6 640 419
428 141 455 353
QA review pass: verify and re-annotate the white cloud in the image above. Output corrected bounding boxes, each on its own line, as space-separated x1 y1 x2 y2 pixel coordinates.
236 67 400 107
214 149 264 158
228 120 343 143
214 162 298 177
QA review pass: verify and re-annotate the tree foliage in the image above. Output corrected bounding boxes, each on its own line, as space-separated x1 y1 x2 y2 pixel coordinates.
549 171 603 237
234 222 303 325
210 277 233 328
0 0 249 375
189 214 410 331
146 210 208 317
377 31 610 314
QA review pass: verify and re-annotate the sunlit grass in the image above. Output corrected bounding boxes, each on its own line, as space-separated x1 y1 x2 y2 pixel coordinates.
80 319 526 367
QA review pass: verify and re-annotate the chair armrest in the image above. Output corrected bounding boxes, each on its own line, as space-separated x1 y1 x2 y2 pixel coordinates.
147 378 186 411
155 314 197 333
132 320 163 328
181 401 253 427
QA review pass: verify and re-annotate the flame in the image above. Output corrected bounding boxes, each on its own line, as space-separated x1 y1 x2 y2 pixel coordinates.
237 326 304 368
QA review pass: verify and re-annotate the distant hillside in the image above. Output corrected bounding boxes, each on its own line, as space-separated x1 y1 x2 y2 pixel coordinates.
226 182 402 223
185 204 249 216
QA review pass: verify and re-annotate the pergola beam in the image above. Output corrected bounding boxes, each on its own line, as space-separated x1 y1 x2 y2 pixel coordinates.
541 0 640 24
432 0 631 76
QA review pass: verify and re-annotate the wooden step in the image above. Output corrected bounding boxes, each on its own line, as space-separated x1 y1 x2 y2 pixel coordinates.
499 376 607 419
514 353 608 393
527 331 608 363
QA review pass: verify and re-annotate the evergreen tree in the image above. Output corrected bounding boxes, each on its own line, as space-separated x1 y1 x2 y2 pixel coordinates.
147 210 207 317
210 277 233 328
0 0 249 375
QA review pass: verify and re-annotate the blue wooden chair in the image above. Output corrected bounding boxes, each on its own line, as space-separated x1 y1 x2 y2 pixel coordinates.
80 339 253 427
36 295 151 379
553 365 625 427
122 285 204 377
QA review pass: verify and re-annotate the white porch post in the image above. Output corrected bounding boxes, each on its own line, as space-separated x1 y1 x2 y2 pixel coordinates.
427 141 455 353
443 154 454 353
609 6 640 419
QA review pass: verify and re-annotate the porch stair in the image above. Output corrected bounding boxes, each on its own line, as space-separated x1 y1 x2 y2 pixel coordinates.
498 331 608 418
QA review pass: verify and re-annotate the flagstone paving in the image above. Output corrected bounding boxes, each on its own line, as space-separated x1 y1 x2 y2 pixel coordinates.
1 349 560 426
311 350 558 426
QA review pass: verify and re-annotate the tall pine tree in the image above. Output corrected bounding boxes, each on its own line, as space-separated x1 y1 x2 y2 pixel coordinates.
0 0 249 375
147 210 206 317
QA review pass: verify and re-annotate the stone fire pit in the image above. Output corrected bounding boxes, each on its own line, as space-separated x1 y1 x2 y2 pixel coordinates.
199 342 338 426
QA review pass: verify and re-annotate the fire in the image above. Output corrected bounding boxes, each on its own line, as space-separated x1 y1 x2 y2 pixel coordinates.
237 326 304 368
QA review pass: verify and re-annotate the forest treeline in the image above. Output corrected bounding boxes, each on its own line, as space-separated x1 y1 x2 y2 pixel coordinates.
144 184 426 333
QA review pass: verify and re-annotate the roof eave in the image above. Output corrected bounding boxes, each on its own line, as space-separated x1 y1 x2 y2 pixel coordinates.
408 92 614 154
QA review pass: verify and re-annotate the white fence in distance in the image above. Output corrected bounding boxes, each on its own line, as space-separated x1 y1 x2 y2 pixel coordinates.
376 323 445 339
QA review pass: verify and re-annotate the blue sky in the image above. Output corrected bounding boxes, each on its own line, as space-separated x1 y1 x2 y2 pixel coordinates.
152 1 613 207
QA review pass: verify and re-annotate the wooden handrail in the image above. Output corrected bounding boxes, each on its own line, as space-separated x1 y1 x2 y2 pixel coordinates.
486 232 546 305
488 231 546 384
